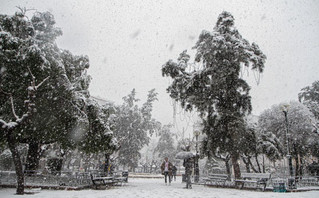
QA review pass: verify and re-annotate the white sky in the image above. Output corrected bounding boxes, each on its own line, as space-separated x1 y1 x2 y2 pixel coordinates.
1 0 319 135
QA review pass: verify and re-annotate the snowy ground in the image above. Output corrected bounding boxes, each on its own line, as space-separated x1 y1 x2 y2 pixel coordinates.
1 177 319 198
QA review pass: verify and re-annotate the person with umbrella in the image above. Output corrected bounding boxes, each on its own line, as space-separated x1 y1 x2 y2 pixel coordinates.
183 156 194 189
161 157 173 185
176 146 194 189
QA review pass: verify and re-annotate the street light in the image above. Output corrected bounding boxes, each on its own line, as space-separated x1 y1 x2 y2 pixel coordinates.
193 130 200 183
281 104 296 189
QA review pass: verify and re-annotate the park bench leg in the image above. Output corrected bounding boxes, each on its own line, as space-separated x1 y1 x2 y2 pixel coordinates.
262 183 266 191
222 180 226 187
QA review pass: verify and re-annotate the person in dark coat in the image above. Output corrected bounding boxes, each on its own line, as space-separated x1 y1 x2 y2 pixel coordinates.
161 157 173 185
172 165 177 181
183 157 194 189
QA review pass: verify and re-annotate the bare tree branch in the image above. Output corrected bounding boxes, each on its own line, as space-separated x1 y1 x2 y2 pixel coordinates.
0 75 49 130
35 76 50 90
10 95 19 120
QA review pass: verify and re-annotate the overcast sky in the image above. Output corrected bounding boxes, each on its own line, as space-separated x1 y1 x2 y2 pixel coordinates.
1 0 319 135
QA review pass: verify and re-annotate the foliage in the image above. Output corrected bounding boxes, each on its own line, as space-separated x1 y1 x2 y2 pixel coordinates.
80 99 118 154
256 130 283 162
0 9 55 194
0 9 119 183
0 8 119 193
0 10 89 150
239 116 284 172
112 89 160 170
0 149 14 170
258 101 318 160
154 124 176 161
299 80 319 131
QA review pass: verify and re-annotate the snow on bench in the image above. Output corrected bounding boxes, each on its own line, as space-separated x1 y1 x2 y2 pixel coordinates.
112 170 129 186
202 174 229 186
90 171 129 189
235 173 271 191
90 175 117 189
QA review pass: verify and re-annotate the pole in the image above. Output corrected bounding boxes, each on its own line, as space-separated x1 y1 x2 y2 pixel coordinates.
194 134 199 183
283 110 295 189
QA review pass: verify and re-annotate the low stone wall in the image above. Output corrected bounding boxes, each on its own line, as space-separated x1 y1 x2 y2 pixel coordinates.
0 171 91 187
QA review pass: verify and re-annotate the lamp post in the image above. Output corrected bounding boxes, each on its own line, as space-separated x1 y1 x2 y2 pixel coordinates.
281 104 296 189
193 130 200 183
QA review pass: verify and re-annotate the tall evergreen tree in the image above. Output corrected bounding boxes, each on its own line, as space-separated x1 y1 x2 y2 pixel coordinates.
162 11 266 179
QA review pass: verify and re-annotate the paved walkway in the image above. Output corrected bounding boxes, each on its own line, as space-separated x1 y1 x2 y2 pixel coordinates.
1 177 319 198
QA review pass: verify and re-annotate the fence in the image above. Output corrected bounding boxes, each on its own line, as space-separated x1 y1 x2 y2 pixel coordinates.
0 171 92 187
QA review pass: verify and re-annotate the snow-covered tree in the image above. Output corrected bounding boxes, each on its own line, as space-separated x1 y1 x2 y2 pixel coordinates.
0 9 116 193
154 124 176 161
21 48 92 173
0 8 54 194
0 9 97 174
257 130 283 162
112 89 160 171
258 101 319 177
299 80 319 131
79 99 118 175
162 11 266 179
80 100 117 154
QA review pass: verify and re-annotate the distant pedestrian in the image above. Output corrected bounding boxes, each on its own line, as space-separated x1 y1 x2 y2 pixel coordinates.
183 157 194 189
161 157 173 185
172 165 177 181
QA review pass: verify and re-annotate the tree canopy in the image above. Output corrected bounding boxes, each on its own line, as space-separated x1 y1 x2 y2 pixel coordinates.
154 124 176 161
0 9 118 193
112 89 160 170
258 101 318 161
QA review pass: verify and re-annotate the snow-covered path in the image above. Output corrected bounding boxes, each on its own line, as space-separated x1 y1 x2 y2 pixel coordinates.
1 177 319 198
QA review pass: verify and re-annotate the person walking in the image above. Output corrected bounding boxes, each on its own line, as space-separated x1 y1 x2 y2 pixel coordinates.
183 156 194 189
172 165 177 181
161 157 173 185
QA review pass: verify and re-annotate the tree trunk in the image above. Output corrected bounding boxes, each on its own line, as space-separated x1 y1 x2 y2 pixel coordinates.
225 158 231 179
255 153 261 173
248 157 259 173
262 155 265 173
231 152 241 179
25 141 41 174
104 153 110 176
295 154 303 179
242 156 251 173
7 133 24 195
300 156 304 178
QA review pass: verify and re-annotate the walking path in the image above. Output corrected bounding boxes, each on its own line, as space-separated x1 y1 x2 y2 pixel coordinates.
1 176 319 198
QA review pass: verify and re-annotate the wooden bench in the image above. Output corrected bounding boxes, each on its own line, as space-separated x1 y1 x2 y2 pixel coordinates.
113 176 127 186
202 174 229 186
298 177 319 186
112 171 128 186
90 174 117 189
235 173 271 191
